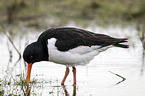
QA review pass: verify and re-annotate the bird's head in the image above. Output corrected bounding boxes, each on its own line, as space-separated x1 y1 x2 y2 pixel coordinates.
23 42 41 64
23 42 48 85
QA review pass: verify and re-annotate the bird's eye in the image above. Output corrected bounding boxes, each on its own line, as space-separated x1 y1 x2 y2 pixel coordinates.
29 56 33 59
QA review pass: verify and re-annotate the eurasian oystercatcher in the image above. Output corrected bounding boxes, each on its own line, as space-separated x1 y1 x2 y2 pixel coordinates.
23 27 129 85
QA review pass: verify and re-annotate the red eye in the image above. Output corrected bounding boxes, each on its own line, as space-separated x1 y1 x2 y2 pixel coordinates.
29 56 33 59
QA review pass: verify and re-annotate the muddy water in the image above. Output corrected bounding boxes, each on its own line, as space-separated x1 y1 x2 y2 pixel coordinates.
0 25 144 96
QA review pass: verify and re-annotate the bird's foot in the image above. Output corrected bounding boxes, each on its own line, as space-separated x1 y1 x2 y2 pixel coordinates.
61 82 65 85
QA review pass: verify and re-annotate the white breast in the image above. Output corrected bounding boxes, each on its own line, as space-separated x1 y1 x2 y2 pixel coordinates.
47 38 111 67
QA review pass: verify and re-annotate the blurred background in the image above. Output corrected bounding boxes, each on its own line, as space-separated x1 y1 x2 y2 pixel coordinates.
0 0 145 27
0 0 145 96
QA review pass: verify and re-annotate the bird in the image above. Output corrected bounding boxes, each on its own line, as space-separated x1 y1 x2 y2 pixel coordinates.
23 27 129 85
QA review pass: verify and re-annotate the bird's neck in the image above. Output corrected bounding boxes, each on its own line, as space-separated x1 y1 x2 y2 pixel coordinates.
37 42 49 61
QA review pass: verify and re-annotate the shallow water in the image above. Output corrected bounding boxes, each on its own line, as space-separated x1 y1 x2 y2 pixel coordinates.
0 25 144 96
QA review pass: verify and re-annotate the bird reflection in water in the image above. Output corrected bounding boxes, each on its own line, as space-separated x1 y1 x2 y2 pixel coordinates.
62 85 76 96
26 84 76 96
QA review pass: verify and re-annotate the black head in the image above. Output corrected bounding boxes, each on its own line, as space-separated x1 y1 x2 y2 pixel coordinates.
23 42 48 64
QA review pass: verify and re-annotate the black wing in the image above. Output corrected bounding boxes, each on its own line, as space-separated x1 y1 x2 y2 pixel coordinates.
38 27 128 51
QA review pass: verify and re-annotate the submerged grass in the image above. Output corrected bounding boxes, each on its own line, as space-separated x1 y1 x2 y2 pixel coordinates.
108 71 126 85
1 71 39 95
0 64 67 95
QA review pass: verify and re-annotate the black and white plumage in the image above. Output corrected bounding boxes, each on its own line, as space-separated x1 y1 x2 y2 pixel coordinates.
23 27 129 85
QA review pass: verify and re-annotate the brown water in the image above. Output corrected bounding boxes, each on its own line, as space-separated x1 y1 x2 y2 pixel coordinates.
0 25 144 96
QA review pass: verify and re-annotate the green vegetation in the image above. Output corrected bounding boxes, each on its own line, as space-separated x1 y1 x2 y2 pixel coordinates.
0 0 145 27
0 61 66 95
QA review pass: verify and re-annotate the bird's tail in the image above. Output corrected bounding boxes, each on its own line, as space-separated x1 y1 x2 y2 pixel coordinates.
114 38 129 48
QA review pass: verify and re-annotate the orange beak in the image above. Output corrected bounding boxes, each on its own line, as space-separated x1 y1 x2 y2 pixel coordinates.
27 63 32 85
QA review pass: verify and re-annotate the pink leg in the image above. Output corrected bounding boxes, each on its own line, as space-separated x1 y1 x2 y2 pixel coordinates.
72 66 76 85
61 67 69 85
